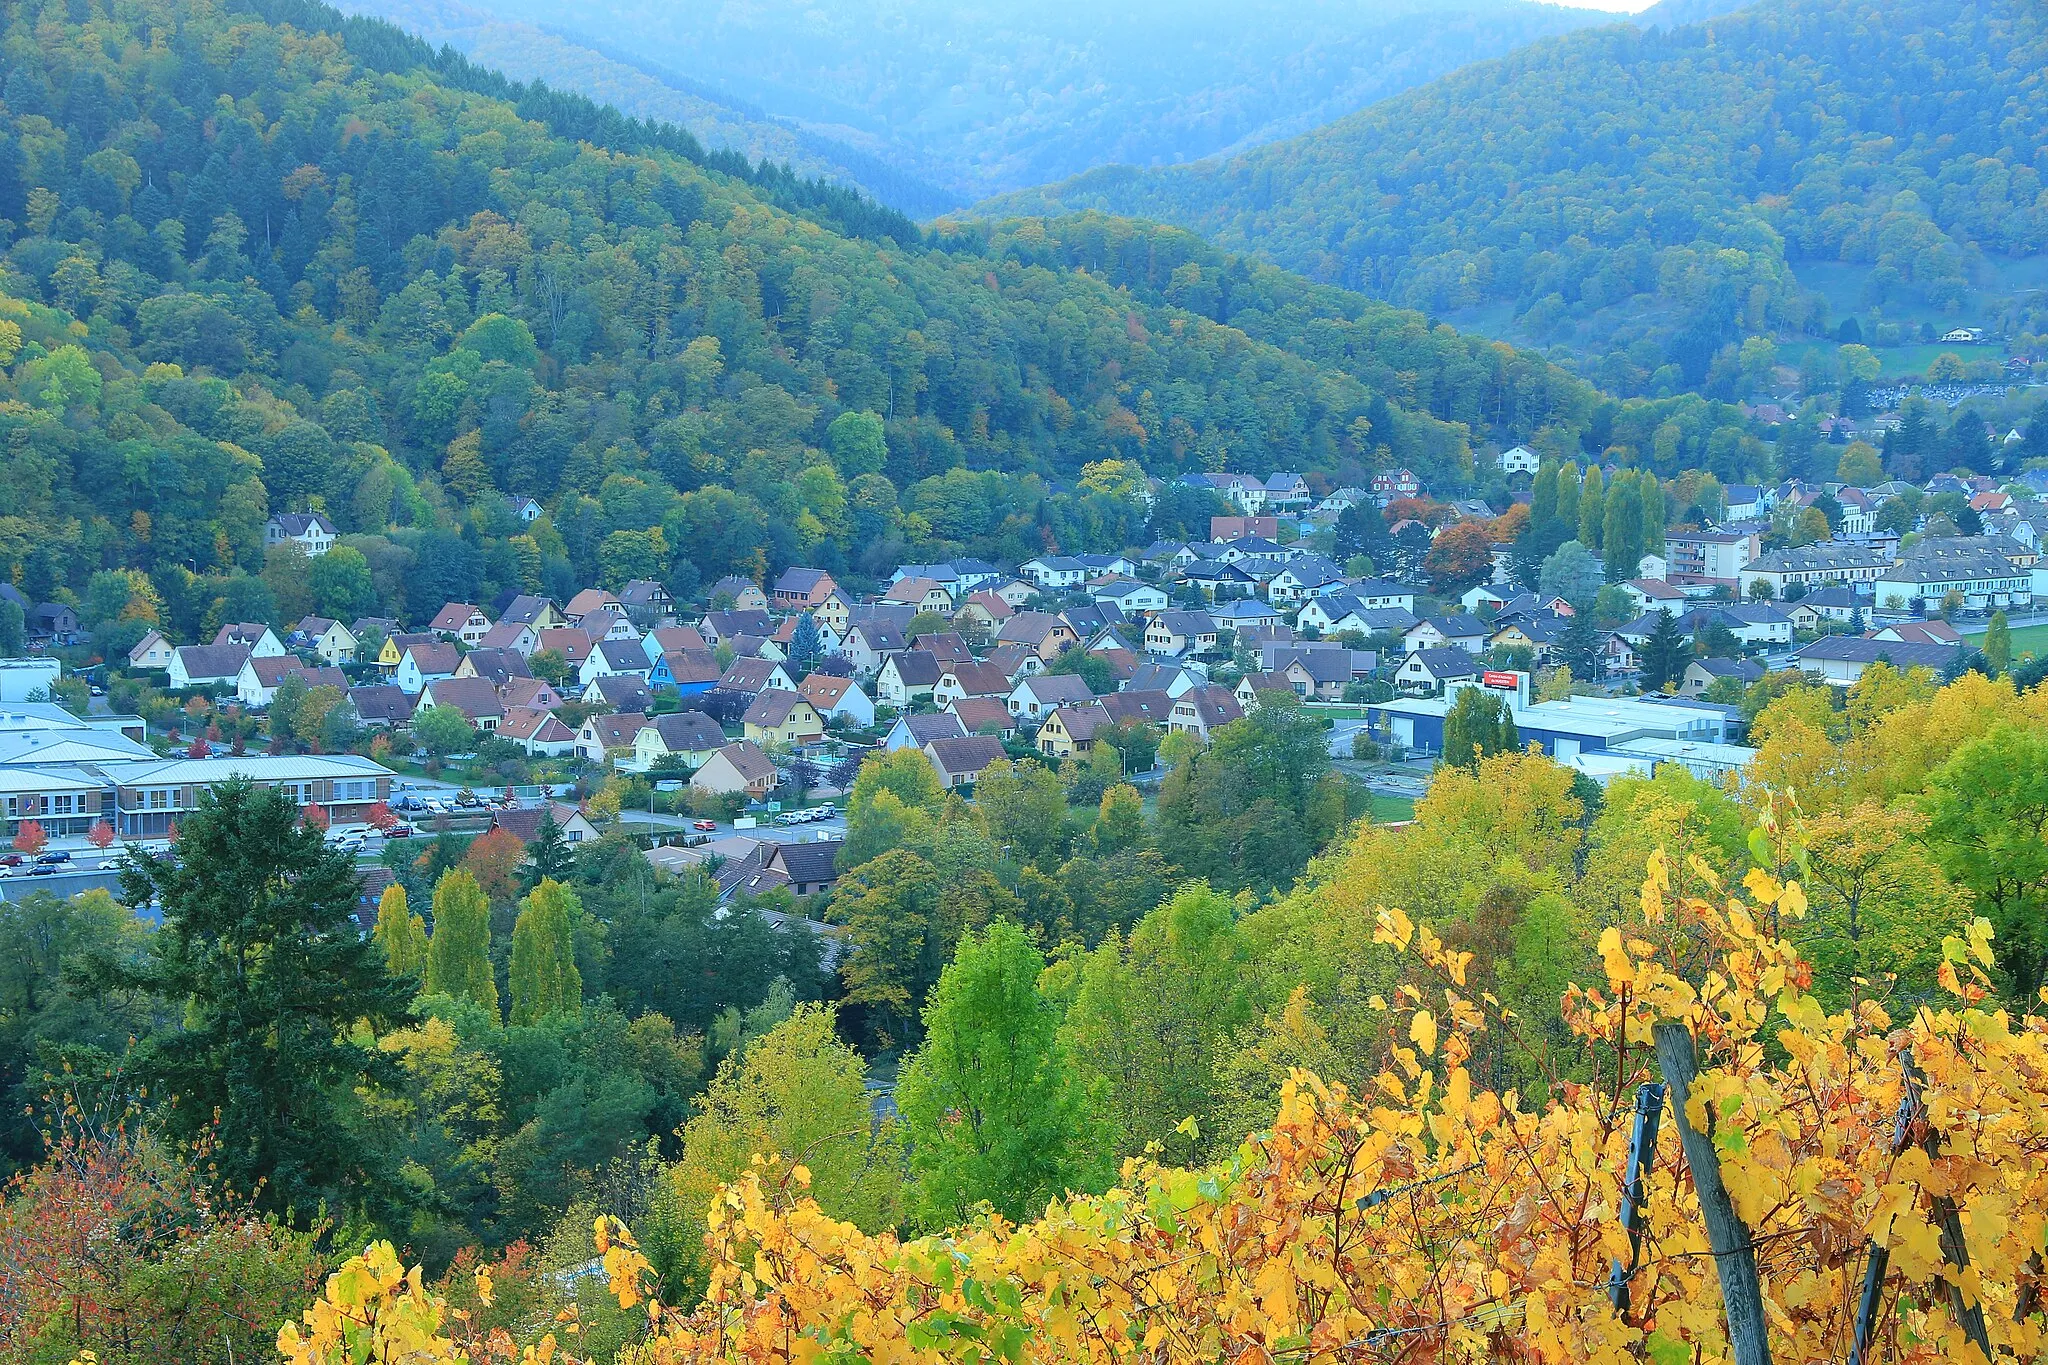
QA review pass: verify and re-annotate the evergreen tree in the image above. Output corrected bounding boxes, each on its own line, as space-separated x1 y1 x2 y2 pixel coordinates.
788 613 823 675
1558 610 1602 680
897 921 1104 1229
520 809 575 890
372 882 428 979
0 598 23 655
106 777 413 1222
1639 609 1687 692
1984 609 2012 675
509 877 584 1025
424 868 498 1017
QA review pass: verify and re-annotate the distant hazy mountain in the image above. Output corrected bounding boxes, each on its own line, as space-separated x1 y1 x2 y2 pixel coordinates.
348 0 1613 208
337 0 958 217
981 0 2047 393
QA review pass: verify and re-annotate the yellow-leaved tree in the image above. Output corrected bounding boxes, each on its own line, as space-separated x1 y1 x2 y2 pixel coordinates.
270 805 2048 1365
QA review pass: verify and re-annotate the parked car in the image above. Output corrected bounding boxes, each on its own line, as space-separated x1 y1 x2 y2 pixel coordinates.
25 863 57 876
454 790 484 808
385 822 415 839
35 850 72 864
775 811 807 825
0 852 24 867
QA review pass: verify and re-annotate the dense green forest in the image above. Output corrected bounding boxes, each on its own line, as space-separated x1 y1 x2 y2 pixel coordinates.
336 0 961 217
357 0 1611 205
0 0 1638 634
984 0 2048 397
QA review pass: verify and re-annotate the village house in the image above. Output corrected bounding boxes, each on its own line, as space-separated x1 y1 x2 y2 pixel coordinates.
690 741 779 798
581 674 653 713
126 629 175 671
499 677 565 711
876 651 942 706
236 655 344 708
882 711 966 752
395 641 461 695
497 706 579 757
948 696 1015 737
215 621 287 657
800 674 875 727
1009 673 1094 722
494 803 599 847
617 579 673 625
477 620 540 656
169 643 251 691
429 603 493 646
883 577 956 613
499 594 568 633
629 711 728 772
348 684 414 728
417 676 507 732
933 662 1014 708
743 689 826 746
924 735 1009 790
1144 610 1218 657
1018 555 1090 590
1396 648 1481 695
576 712 652 764
1166 686 1244 742
580 638 655 689
771 567 839 610
709 576 770 612
717 657 796 698
700 609 775 647
265 512 336 557
996 612 1079 662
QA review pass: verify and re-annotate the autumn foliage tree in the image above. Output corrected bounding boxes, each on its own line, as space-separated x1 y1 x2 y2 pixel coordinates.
12 819 46 855
278 819 2048 1365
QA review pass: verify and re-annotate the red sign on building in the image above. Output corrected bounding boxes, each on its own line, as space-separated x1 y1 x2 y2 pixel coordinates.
1481 670 1519 690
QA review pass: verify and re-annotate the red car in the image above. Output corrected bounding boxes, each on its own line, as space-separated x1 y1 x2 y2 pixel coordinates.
693 819 718 832
0 853 23 867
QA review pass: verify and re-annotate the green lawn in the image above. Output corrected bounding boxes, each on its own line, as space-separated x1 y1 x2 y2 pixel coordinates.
1965 621 2048 659
1370 793 1415 824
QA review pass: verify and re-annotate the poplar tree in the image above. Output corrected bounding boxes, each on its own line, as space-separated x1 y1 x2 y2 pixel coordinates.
372 882 428 979
1983 610 2012 675
1553 461 1581 533
509 877 584 1025
1577 465 1606 549
425 867 498 1017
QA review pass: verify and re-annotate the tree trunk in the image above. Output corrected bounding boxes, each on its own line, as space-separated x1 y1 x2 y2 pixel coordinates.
1655 1020 1772 1365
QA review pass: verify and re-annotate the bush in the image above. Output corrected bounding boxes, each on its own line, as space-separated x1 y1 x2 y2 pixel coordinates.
1351 732 1384 761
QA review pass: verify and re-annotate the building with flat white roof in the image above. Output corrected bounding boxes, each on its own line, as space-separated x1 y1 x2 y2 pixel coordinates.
1360 677 1748 772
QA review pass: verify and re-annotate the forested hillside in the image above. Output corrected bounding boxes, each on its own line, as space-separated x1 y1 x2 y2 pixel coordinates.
984 0 2048 397
366 0 1612 205
334 0 960 217
0 0 1602 636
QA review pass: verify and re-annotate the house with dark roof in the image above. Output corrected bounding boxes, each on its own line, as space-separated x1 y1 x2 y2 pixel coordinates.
168 643 251 691
718 657 797 697
877 651 942 706
418 676 508 731
762 840 845 896
699 608 775 645
266 511 336 557
396 641 462 695
709 577 769 612
348 684 415 727
995 612 1079 662
1792 636 1957 685
882 711 966 751
771 567 838 609
948 696 1015 737
617 579 673 624
582 673 653 712
925 735 1009 789
1395 648 1481 694
455 647 532 688
1681 658 1766 697
1008 673 1095 721
1166 686 1244 742
630 710 729 771
576 712 652 763
580 638 655 689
